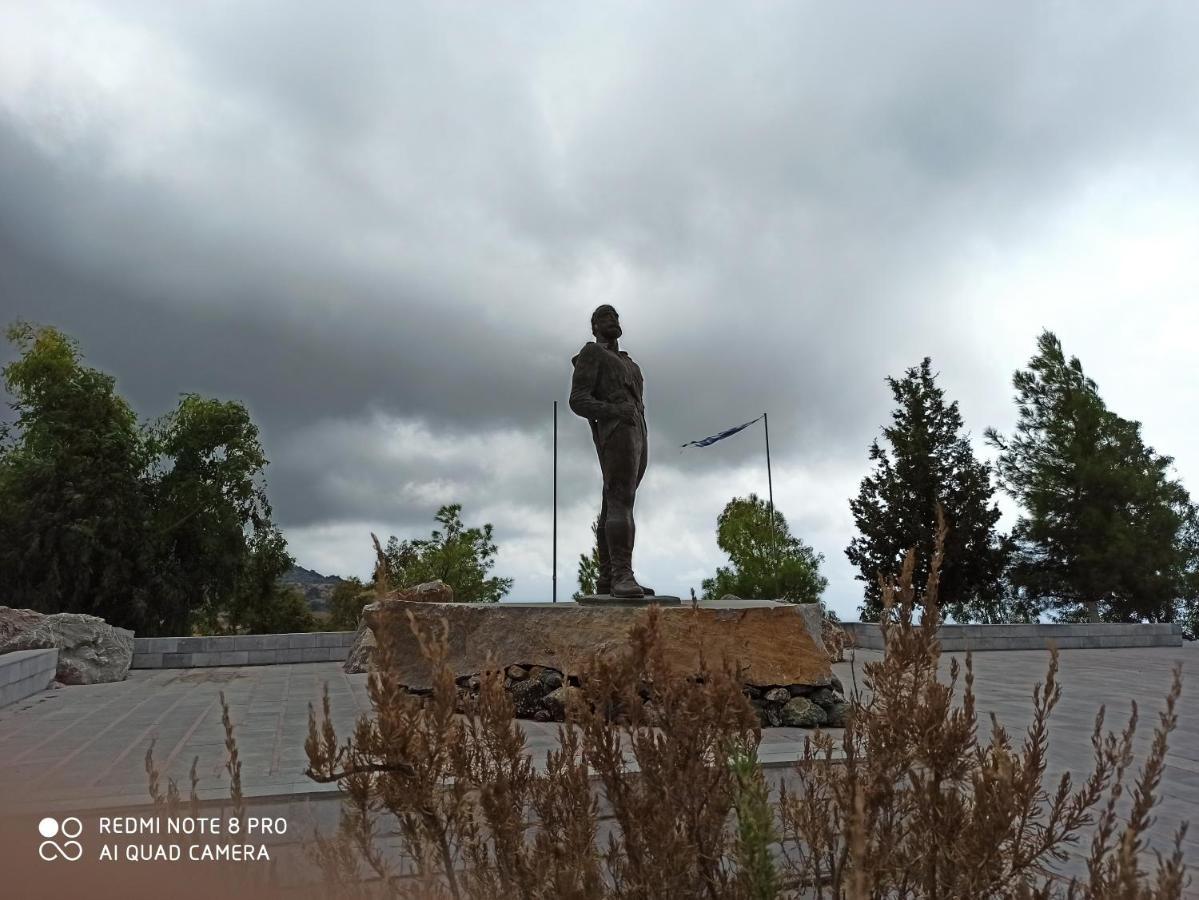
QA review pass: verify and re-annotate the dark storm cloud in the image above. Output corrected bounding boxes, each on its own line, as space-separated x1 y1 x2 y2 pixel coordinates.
3 1 1199 610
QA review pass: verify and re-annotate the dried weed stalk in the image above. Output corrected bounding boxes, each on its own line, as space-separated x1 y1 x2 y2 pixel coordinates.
304 604 769 898
780 513 1189 898
303 560 1188 899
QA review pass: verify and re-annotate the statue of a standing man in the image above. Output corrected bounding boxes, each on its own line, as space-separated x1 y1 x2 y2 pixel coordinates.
570 305 654 599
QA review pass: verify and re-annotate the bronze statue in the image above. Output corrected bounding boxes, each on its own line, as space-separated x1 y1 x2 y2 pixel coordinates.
570 305 654 599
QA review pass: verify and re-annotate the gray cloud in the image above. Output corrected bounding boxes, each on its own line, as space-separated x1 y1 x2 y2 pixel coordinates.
4 1 1199 615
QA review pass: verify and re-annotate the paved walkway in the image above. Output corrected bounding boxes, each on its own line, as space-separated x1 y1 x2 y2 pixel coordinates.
0 659 832 813
0 644 1194 884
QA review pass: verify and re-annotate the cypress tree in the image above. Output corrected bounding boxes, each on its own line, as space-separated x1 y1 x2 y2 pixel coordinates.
847 358 1010 622
986 330 1197 624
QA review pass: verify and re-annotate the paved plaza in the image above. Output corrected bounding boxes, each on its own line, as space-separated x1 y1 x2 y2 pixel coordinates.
0 643 1194 888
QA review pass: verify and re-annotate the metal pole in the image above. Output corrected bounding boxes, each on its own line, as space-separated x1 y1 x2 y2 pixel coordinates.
764 412 776 560
553 401 558 603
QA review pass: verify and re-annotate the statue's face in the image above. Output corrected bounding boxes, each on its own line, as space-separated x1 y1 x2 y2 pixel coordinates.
593 306 622 341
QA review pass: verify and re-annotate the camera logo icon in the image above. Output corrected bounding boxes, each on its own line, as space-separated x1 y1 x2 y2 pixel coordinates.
38 816 83 861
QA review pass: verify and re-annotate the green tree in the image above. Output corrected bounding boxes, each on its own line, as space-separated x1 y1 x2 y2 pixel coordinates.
328 576 369 630
0 323 157 627
215 524 313 634
383 504 513 603
572 517 600 600
986 330 1198 624
701 494 826 603
0 323 300 635
846 358 1013 623
149 393 274 635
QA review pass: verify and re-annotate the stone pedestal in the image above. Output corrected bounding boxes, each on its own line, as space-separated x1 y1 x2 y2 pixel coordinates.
365 600 831 691
577 594 682 606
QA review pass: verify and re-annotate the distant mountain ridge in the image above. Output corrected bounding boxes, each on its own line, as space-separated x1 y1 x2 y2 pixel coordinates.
283 565 344 586
280 565 345 613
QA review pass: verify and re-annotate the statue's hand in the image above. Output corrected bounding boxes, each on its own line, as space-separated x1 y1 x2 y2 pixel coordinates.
612 401 638 425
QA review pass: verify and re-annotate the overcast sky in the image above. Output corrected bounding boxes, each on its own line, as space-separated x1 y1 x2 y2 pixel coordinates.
3 2 1199 618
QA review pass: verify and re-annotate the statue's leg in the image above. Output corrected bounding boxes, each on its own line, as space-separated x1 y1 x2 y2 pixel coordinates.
630 418 652 595
595 493 612 594
602 424 649 598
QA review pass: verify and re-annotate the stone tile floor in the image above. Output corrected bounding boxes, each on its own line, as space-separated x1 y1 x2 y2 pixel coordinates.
0 643 1195 888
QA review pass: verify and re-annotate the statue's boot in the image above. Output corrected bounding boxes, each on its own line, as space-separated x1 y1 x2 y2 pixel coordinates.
604 515 651 597
596 532 613 595
596 575 653 596
611 571 647 598
609 549 648 598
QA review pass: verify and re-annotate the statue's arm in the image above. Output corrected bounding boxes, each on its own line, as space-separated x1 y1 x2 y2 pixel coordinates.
569 344 616 420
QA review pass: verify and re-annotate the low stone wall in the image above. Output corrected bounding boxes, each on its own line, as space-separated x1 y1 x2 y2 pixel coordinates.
840 621 1184 652
0 648 59 707
131 632 356 669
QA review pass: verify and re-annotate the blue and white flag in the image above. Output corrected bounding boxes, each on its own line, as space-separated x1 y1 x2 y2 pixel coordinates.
680 415 764 449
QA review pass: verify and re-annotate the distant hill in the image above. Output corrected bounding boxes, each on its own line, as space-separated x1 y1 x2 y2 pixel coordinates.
280 565 345 613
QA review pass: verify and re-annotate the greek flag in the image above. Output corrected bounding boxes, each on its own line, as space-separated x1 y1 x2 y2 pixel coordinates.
680 415 763 449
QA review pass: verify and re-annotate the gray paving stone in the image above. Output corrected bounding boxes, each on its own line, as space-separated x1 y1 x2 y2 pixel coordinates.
1 638 1193 888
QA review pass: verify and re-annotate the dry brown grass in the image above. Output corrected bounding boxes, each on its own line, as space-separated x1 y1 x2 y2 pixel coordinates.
780 515 1189 898
150 520 1189 898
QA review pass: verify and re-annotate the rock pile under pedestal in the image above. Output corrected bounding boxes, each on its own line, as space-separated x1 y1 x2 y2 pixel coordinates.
446 663 850 729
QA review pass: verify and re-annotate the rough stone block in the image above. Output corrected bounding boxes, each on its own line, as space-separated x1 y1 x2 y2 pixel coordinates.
131 652 163 669
369 601 832 690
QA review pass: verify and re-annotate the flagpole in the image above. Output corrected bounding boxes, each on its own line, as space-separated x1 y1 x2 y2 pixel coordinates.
553 400 558 603
763 411 777 559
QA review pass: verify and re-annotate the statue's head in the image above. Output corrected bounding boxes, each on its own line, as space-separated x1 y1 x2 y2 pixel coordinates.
591 304 622 341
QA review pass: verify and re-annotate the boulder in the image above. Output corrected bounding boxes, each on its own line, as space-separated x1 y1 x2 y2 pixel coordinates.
821 608 851 663
342 581 456 673
543 684 583 721
824 701 851 728
0 607 44 644
0 607 133 684
388 580 455 604
509 678 549 717
809 687 839 711
781 696 828 728
343 618 377 674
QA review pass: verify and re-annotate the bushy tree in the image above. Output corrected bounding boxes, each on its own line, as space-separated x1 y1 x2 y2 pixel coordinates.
328 576 369 630
214 524 313 635
846 358 1013 622
149 393 275 634
986 331 1199 624
382 504 513 603
701 494 826 603
0 323 157 625
572 517 600 600
0 323 298 635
